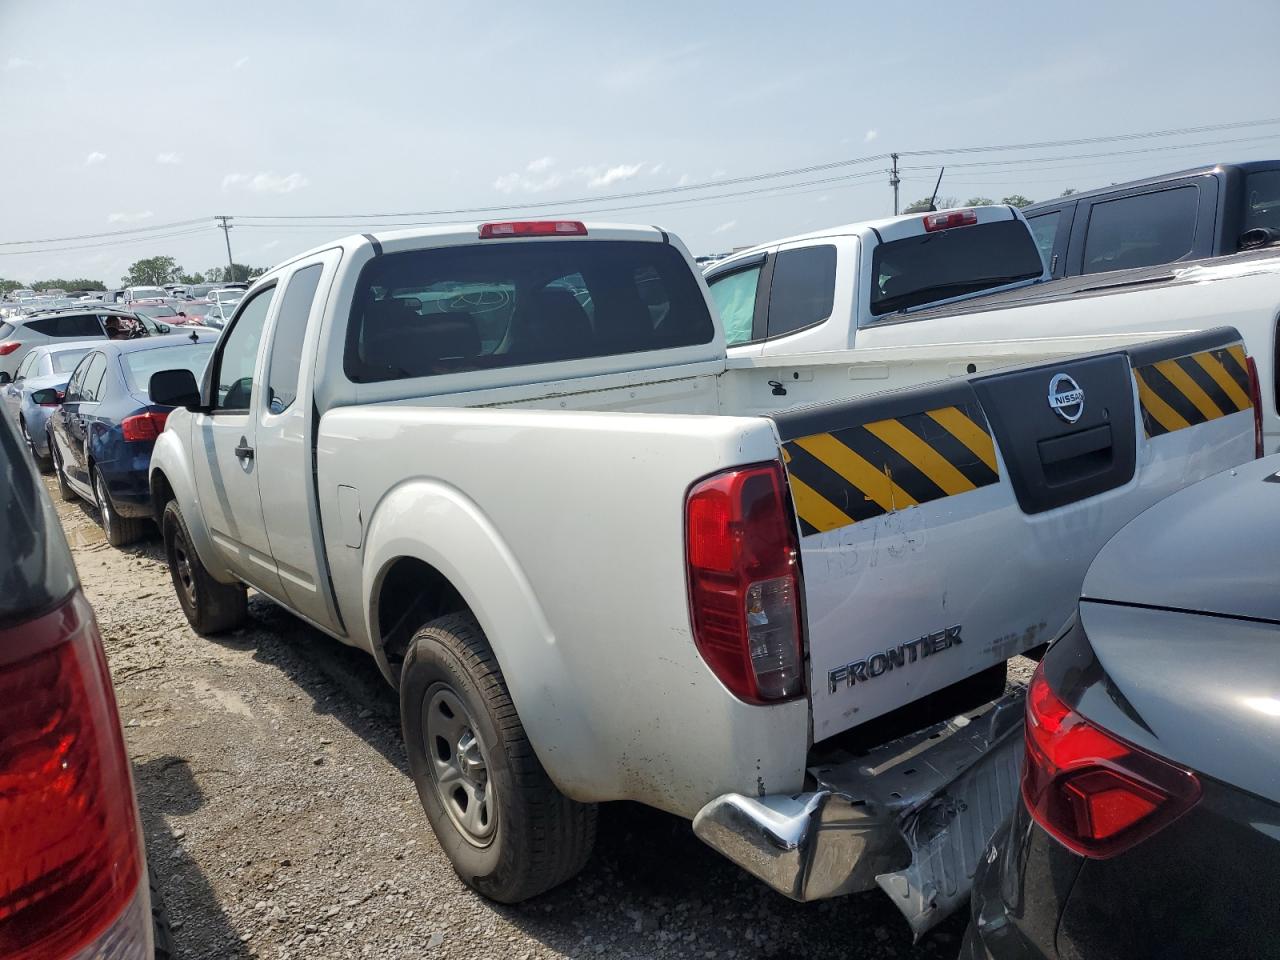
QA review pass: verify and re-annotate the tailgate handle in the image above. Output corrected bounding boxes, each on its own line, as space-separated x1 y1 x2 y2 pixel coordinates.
1037 424 1113 486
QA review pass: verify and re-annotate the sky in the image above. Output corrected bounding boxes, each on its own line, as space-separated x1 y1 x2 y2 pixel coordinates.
3 0 1280 284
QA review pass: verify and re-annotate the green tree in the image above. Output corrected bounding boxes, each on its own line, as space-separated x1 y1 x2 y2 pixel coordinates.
32 278 106 291
122 255 185 286
1001 194 1034 208
902 195 958 213
179 271 206 285
0 279 27 296
206 263 267 283
965 196 995 207
1059 187 1078 197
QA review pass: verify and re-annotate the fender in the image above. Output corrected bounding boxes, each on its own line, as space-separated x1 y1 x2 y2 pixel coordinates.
148 409 237 585
360 478 600 799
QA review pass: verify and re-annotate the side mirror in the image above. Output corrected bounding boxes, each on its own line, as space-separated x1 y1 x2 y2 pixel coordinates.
0 372 10 385
156 322 172 334
149 368 202 410
31 387 62 406
1239 226 1280 250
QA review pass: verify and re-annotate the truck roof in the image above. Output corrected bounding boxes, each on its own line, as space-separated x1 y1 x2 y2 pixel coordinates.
1024 160 1280 212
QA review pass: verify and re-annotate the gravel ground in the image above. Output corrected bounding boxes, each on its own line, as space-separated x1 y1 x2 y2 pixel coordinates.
52 482 976 960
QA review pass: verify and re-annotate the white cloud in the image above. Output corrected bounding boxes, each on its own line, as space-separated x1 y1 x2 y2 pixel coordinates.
712 219 737 234
85 151 107 166
676 173 691 187
864 129 879 143
649 162 664 175
5 57 32 71
526 156 555 173
710 168 727 179
156 152 182 165
107 211 154 223
260 240 280 251
584 163 644 189
233 55 249 69
222 171 310 193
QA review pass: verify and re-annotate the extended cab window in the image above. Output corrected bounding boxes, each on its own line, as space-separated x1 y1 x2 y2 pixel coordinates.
707 264 761 346
213 287 275 411
1243 170 1280 233
870 219 1043 316
267 263 323 413
766 245 836 337
345 240 713 382
1082 187 1198 274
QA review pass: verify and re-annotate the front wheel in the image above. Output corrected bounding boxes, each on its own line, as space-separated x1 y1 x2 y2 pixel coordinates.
161 501 247 634
401 613 597 903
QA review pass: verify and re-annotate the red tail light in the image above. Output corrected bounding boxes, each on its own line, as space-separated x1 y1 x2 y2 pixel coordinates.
478 221 587 239
0 342 21 356
120 410 169 442
0 591 143 959
922 209 979 232
1247 355 1264 458
1022 664 1200 858
685 461 805 703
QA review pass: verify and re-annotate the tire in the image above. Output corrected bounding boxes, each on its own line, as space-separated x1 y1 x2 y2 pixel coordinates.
401 612 596 903
94 469 146 547
49 431 77 502
150 868 175 960
161 500 247 634
19 417 51 472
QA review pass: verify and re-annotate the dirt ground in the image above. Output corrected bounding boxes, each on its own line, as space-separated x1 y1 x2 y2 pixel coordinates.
52 481 971 960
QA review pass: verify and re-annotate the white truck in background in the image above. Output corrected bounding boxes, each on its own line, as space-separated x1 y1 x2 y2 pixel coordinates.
145 220 1258 934
709 210 1276 453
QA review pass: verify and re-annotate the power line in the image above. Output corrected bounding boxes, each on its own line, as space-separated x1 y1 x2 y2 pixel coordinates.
0 226 213 257
0 217 212 248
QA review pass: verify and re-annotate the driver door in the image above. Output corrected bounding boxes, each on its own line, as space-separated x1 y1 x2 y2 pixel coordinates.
189 284 284 596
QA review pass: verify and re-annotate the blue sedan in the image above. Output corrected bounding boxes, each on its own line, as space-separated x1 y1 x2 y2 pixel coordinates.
0 340 98 467
48 332 216 546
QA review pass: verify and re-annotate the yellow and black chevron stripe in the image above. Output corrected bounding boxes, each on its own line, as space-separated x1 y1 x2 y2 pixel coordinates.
782 402 1000 537
1133 343 1253 438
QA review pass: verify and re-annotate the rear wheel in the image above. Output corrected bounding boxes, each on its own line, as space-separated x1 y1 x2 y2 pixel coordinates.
401 612 596 902
94 470 146 547
49 431 77 503
162 501 247 634
19 417 50 472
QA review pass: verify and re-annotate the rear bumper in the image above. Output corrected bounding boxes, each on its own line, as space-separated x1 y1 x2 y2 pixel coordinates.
693 691 1024 936
97 456 154 518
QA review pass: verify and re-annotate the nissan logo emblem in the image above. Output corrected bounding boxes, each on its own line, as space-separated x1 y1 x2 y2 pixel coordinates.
1048 373 1085 423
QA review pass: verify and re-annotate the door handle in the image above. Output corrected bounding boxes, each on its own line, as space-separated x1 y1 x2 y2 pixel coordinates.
234 436 254 460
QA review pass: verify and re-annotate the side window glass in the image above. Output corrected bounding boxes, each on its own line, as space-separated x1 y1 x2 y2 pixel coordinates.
64 356 90 400
15 353 37 381
266 264 323 414
1083 187 1199 274
1028 212 1060 269
766 245 837 338
213 287 275 412
79 353 107 403
708 265 762 346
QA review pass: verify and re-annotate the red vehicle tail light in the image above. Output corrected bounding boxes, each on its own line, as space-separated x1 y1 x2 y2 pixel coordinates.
1022 663 1200 858
120 411 169 442
1247 355 1264 458
478 221 587 239
0 342 21 356
922 208 979 232
0 591 143 959
685 461 805 703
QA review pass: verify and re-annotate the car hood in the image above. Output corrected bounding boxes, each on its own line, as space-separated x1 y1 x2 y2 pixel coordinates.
1083 455 1280 623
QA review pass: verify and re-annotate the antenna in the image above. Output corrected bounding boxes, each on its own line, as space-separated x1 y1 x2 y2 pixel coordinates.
926 167 947 212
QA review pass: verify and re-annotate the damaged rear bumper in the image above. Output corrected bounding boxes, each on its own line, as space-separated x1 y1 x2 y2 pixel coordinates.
692 691 1024 936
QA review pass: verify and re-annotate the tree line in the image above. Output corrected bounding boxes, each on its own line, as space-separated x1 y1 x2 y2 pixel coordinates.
903 187 1078 214
1 254 268 297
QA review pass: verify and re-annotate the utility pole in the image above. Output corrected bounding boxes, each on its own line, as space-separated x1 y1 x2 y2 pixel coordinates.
216 215 235 282
890 153 900 215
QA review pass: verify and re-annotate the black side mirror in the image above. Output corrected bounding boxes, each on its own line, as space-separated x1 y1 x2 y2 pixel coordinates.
0 372 10 385
149 368 202 410
31 387 62 405
157 322 172 334
1239 226 1280 250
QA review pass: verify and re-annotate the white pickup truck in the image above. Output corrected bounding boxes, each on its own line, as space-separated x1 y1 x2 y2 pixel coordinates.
710 212 1276 453
146 220 1258 933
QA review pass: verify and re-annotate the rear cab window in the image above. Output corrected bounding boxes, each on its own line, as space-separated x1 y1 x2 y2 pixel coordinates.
1027 211 1060 268
344 240 713 382
869 219 1043 316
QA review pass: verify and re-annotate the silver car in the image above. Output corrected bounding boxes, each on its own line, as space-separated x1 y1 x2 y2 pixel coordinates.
0 341 98 467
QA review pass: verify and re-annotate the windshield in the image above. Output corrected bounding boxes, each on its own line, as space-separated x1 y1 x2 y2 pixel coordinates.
869 219 1044 316
345 239 714 382
122 341 216 395
1243 170 1280 234
52 348 91 373
132 303 178 318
